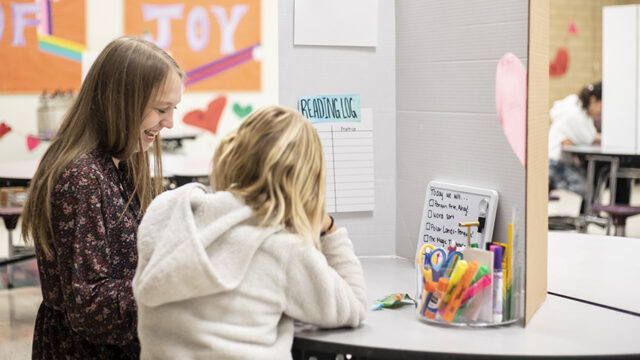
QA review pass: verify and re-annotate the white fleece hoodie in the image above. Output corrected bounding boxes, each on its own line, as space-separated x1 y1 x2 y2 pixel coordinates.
133 183 367 360
548 94 597 162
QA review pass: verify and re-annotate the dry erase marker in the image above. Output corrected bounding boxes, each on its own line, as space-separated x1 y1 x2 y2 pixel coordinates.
441 261 479 322
490 245 503 323
492 242 508 311
477 198 489 249
425 277 448 319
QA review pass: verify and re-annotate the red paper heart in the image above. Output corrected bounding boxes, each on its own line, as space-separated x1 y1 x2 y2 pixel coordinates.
549 48 568 77
27 135 41 151
0 122 11 139
183 97 227 134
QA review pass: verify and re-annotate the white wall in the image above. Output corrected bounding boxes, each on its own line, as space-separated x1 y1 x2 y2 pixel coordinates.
602 4 639 149
278 0 396 256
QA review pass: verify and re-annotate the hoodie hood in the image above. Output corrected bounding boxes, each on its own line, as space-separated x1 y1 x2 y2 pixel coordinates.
133 183 279 307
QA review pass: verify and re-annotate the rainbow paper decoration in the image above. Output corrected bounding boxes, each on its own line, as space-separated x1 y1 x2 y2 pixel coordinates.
37 34 86 62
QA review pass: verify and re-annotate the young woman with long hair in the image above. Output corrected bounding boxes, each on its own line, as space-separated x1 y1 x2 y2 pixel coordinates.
21 36 183 358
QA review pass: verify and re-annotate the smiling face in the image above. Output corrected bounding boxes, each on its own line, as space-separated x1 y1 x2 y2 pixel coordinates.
140 70 183 151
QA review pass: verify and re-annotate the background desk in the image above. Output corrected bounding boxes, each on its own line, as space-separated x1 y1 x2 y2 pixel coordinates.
294 255 640 359
157 127 203 152
0 154 211 188
548 231 640 315
562 144 640 214
0 160 39 187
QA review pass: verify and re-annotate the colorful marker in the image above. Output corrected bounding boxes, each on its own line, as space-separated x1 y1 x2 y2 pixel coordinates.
460 274 492 306
441 261 479 322
490 245 503 323
477 198 489 249
442 260 468 306
454 266 489 316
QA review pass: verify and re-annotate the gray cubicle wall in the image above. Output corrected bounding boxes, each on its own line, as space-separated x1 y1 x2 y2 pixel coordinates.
278 0 397 255
395 1 529 259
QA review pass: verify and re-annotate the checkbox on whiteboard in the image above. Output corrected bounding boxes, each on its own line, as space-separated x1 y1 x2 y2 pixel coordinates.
429 199 434 206
425 222 431 230
427 210 432 218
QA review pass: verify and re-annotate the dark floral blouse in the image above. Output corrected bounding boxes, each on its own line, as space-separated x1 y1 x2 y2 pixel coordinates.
32 149 142 359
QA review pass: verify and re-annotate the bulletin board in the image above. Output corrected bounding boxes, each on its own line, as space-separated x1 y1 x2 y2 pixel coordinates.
0 0 86 93
124 0 261 92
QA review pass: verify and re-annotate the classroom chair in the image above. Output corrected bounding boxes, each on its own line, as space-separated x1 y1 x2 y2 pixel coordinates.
0 207 23 288
591 167 640 236
591 204 640 237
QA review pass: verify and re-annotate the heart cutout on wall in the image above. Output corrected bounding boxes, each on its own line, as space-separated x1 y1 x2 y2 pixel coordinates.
495 52 527 168
27 135 41 151
183 96 227 135
549 48 569 77
0 122 11 139
232 103 252 119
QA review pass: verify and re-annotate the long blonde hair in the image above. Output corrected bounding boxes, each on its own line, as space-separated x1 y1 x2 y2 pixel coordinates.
212 105 326 246
22 36 185 258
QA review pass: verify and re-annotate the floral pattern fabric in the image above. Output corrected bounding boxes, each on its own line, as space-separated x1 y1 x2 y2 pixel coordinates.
32 149 142 359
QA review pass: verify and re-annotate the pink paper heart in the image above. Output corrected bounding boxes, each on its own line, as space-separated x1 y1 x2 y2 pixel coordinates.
27 135 41 151
568 22 577 35
495 53 527 167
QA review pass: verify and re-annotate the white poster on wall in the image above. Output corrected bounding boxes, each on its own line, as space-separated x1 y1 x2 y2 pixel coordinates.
313 108 375 213
294 0 378 47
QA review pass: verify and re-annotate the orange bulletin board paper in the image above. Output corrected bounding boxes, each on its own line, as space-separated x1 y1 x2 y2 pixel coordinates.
0 0 86 93
125 0 261 92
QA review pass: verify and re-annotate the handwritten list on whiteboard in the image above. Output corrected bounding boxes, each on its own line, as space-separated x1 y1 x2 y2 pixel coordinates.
313 108 375 213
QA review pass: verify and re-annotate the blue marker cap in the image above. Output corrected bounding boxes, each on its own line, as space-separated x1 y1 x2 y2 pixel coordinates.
490 245 502 271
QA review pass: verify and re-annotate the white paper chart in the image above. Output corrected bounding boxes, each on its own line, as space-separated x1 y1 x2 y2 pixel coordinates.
312 108 374 213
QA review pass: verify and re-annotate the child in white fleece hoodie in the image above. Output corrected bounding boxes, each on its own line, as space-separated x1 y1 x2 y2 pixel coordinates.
133 105 367 359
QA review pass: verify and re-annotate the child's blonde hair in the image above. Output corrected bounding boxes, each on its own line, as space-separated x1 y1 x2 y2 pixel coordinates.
212 105 326 246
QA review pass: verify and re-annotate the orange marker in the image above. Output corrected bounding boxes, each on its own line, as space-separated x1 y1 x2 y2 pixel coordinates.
441 261 479 322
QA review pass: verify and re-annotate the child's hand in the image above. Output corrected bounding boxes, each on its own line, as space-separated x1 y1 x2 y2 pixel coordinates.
321 214 336 236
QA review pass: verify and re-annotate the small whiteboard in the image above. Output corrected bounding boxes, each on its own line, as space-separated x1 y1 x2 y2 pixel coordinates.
417 181 499 251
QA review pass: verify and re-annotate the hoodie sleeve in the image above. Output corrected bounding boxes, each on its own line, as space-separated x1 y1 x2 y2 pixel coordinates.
284 228 367 328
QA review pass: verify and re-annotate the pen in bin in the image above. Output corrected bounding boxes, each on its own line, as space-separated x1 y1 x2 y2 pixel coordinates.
490 245 503 323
